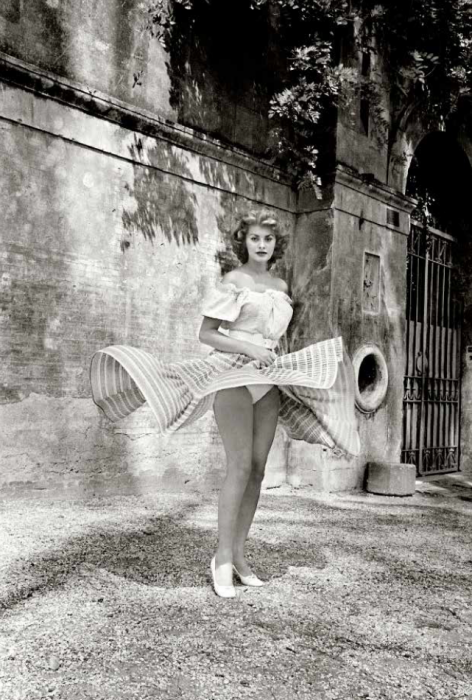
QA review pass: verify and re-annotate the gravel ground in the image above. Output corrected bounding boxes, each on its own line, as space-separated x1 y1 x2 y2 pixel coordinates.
1 476 472 700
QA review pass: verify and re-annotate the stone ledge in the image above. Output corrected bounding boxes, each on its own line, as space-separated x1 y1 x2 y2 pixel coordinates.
0 51 295 194
335 164 417 215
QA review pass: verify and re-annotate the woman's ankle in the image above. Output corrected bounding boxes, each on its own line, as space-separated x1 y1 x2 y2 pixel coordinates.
215 550 233 567
213 554 234 585
232 551 248 569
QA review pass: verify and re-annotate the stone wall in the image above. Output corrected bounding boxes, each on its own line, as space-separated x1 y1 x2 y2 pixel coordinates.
334 96 472 483
0 0 175 120
0 77 295 493
0 0 278 154
4 0 470 495
331 169 411 465
286 165 414 490
0 0 305 494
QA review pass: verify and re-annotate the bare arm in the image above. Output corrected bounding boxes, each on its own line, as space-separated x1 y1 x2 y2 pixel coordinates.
199 316 251 354
198 317 275 364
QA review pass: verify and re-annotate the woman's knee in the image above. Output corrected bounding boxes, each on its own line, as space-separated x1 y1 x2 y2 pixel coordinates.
250 458 267 484
226 455 253 482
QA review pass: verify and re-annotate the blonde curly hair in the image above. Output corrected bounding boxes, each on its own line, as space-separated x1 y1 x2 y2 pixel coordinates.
231 209 288 269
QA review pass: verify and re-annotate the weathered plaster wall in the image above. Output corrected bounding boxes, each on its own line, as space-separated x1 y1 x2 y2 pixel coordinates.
0 0 276 156
0 81 295 493
460 357 472 478
0 0 175 120
331 172 410 466
160 0 279 154
0 1 377 497
284 166 413 489
334 105 472 483
336 121 389 185
289 206 334 351
5 1 453 494
282 189 361 492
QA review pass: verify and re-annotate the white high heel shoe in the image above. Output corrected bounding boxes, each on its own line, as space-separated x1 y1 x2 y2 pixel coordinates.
233 565 265 587
211 557 236 598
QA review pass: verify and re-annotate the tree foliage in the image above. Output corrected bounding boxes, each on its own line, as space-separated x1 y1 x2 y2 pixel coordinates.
146 0 472 190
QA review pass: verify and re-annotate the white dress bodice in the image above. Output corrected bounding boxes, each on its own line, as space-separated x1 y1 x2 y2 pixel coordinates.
201 282 293 344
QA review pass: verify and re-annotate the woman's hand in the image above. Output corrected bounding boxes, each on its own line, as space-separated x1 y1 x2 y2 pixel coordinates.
199 318 276 365
243 344 276 366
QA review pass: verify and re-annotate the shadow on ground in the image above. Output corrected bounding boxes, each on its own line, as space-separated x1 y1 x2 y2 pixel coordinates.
1 487 471 610
0 486 471 700
1 495 333 611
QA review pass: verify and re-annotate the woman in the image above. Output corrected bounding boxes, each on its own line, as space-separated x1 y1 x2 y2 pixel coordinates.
90 209 360 599
199 211 292 597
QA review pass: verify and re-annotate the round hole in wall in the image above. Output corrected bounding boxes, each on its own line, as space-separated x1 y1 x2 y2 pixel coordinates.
352 344 388 413
358 354 378 395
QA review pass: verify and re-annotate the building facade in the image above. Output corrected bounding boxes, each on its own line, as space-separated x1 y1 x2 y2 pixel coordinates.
1 0 470 494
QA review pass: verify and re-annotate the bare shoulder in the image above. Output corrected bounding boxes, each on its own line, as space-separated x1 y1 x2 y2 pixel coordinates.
271 277 289 294
221 269 248 289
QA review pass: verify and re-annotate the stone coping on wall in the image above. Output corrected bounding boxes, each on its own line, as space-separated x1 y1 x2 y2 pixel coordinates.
0 51 297 212
333 164 417 237
296 164 418 220
335 165 417 214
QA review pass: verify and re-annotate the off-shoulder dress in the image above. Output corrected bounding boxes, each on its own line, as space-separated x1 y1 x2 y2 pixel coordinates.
90 282 360 455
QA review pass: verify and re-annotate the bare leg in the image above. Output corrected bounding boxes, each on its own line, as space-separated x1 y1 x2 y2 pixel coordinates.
233 387 280 576
213 387 254 586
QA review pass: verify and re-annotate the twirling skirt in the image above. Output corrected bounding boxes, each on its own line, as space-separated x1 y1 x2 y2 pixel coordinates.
90 337 361 456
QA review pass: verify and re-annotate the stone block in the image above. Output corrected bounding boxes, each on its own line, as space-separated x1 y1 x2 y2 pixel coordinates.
366 461 416 496
287 440 364 492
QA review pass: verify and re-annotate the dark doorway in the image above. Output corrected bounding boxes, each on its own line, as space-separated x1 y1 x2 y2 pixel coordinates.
402 133 472 476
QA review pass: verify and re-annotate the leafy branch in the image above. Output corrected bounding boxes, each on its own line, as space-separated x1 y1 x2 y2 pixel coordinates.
145 0 472 190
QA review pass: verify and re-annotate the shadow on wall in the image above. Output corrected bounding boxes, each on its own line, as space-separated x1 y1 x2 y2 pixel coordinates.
0 0 72 76
158 0 282 156
0 0 21 24
213 191 241 276
196 159 258 278
0 0 75 402
1 0 153 112
121 137 199 251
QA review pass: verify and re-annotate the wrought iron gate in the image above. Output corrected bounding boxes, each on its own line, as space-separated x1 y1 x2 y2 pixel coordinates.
401 222 462 476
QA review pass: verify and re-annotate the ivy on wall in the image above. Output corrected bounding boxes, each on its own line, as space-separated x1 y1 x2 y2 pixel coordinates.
146 0 472 190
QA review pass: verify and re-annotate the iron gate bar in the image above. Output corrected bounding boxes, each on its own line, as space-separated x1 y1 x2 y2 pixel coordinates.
401 221 462 476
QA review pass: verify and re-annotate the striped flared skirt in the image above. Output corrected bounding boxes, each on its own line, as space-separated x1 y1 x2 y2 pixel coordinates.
90 336 361 456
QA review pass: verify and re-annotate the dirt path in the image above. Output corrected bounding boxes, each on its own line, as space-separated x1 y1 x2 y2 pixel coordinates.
1 478 471 700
